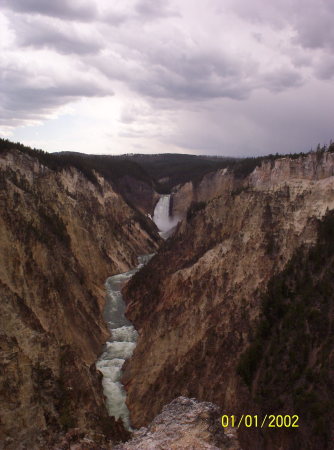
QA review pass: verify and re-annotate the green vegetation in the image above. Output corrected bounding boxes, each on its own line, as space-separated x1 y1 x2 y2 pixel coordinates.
237 210 334 446
186 201 207 221
0 138 155 190
3 138 333 195
123 153 237 191
37 205 71 247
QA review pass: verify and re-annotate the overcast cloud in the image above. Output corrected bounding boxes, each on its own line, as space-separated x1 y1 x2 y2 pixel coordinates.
1 0 334 156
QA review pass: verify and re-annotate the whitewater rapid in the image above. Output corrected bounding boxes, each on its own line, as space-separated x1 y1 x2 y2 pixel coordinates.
153 194 179 239
96 196 177 428
96 254 153 430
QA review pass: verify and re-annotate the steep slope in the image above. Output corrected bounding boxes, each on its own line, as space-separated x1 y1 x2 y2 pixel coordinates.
0 147 161 449
0 139 160 215
123 149 334 449
237 210 334 450
170 148 333 217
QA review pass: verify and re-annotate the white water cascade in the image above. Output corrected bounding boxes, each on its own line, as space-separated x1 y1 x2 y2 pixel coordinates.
96 197 177 428
96 254 153 430
153 194 180 239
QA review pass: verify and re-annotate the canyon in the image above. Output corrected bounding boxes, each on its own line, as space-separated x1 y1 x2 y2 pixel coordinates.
0 144 160 449
1 140 334 449
123 149 334 450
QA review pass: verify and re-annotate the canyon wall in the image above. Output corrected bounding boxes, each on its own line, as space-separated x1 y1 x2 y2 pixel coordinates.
123 150 334 450
114 174 159 216
0 148 161 449
171 151 334 216
171 167 236 218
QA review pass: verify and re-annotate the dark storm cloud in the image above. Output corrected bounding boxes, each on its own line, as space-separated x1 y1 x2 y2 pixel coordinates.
226 0 334 88
101 11 129 26
231 0 334 51
99 0 178 26
295 18 334 49
262 68 304 93
12 15 103 55
0 62 112 126
166 81 334 157
131 67 251 101
2 0 334 156
94 41 256 101
135 0 178 19
292 2 334 51
315 58 334 80
2 0 98 21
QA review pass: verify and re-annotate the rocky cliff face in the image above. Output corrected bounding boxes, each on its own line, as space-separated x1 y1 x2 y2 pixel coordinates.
0 148 161 449
115 396 241 450
236 210 334 450
171 150 334 217
116 174 160 216
171 168 236 218
123 150 334 449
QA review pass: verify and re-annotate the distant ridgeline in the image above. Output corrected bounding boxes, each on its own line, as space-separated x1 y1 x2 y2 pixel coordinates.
0 138 155 190
2 138 332 194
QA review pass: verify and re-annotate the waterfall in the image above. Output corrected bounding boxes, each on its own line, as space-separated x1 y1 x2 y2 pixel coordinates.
153 194 179 239
96 254 153 430
96 196 178 428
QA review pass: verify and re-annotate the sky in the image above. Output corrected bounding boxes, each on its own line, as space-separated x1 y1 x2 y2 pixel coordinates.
1 0 334 156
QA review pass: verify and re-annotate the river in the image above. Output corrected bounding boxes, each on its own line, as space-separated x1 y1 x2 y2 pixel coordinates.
96 194 177 429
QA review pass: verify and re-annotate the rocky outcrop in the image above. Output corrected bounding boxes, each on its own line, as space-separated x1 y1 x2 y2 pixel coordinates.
116 397 241 450
50 397 241 449
0 148 160 449
116 174 160 216
171 168 236 218
123 150 334 449
171 151 334 217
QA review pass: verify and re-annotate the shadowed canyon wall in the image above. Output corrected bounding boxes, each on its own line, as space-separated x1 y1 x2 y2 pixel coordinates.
123 150 334 450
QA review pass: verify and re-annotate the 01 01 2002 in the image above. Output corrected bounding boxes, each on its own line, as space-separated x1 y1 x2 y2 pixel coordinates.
221 414 299 428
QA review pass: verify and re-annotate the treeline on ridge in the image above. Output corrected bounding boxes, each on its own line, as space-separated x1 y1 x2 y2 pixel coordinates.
1 138 333 194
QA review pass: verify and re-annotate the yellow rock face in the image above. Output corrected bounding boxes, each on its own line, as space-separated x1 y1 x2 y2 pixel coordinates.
123 151 334 434
0 149 160 448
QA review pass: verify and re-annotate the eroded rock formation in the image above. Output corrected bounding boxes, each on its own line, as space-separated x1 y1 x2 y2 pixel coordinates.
123 150 334 449
0 148 160 448
2 142 334 450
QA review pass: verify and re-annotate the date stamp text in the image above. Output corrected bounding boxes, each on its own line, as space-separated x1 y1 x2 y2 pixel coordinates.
221 414 299 429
